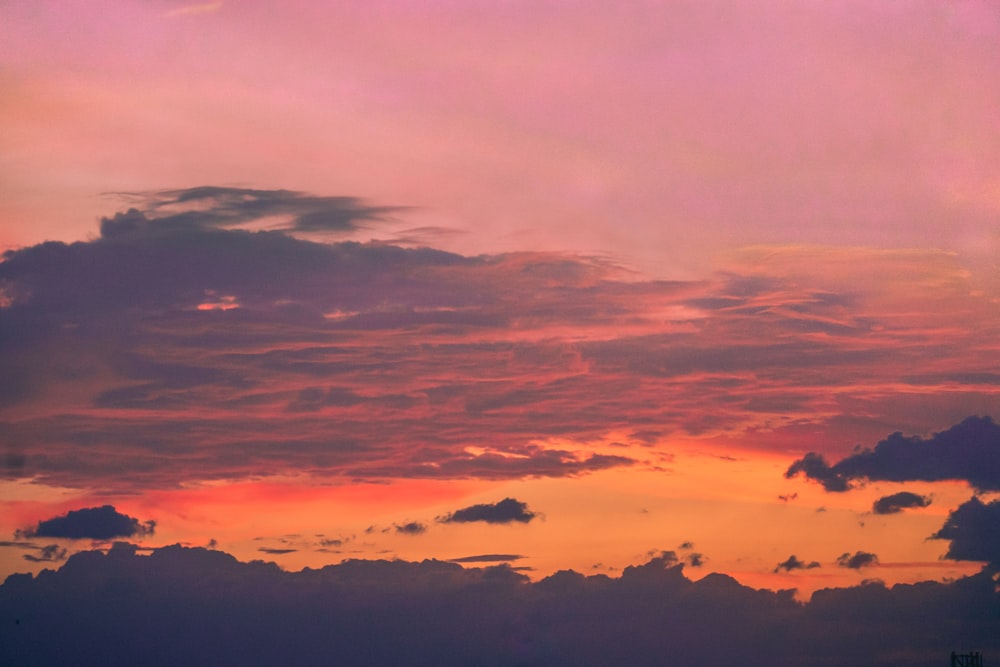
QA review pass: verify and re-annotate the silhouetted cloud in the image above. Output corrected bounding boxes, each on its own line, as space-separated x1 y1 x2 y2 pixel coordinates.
394 521 427 535
784 452 850 492
1 544 997 666
257 548 296 555
774 555 821 573
836 551 879 569
104 186 398 237
448 554 525 563
872 491 931 515
437 498 537 524
786 416 1000 492
930 497 1000 566
17 506 155 540
21 544 68 563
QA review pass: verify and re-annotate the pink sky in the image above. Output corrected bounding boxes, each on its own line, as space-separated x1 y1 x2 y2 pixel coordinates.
2 0 1000 604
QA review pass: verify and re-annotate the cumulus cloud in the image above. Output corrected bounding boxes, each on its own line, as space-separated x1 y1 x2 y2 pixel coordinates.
774 555 821 573
786 416 1000 492
836 551 879 569
930 497 1000 566
17 506 155 540
437 498 537 524
872 491 931 515
1 544 997 666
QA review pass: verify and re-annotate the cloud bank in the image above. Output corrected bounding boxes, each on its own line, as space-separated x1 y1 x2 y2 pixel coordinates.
1 544 996 667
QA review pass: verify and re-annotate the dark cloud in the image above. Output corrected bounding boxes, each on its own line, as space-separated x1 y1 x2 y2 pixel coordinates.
784 452 849 492
774 555 821 573
836 551 879 569
448 554 525 563
786 416 1000 492
437 498 537 524
1 545 998 667
22 544 69 563
0 541 69 563
872 491 931 515
104 186 398 237
394 522 427 535
257 548 297 555
18 506 155 541
686 553 705 567
930 497 1000 566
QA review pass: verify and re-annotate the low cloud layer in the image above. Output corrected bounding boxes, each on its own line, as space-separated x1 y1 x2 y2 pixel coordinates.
786 416 1000 492
437 498 537 524
17 506 155 541
1 544 996 667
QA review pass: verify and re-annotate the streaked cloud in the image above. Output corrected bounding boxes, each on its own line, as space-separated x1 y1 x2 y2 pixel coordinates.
1 192 998 493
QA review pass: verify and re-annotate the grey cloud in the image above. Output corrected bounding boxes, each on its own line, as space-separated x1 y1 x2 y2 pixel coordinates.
786 416 1000 492
449 554 525 563
105 186 398 237
257 548 297 555
394 522 427 536
18 506 155 541
22 544 69 563
836 551 879 569
872 491 931 515
437 498 537 524
774 555 821 573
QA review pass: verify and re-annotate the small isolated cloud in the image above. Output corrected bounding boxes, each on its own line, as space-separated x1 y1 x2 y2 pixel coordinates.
448 554 524 563
437 498 536 525
778 493 798 503
18 506 155 540
786 416 1000 492
872 491 931 515
257 548 297 555
23 544 68 563
394 522 427 536
774 555 821 573
836 551 879 569
930 497 1000 566
686 553 705 567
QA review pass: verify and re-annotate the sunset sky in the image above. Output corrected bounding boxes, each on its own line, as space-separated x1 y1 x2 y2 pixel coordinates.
2 3 1000 660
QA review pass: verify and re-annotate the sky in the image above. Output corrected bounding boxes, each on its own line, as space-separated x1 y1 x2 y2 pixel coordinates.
1 1 1000 663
